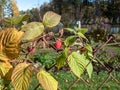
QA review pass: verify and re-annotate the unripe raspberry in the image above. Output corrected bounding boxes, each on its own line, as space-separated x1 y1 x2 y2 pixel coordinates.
68 49 72 54
27 46 33 52
27 46 36 54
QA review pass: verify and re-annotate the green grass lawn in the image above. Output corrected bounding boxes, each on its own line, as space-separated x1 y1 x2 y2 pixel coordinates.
28 46 120 90
28 71 120 90
104 46 120 54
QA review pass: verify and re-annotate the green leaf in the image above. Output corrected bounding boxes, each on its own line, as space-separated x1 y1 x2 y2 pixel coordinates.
85 44 97 62
87 52 97 62
21 22 44 41
43 11 61 27
11 63 32 90
79 28 88 34
56 54 65 69
37 69 58 90
77 32 87 40
68 52 86 78
64 28 76 33
85 44 93 52
74 27 88 34
85 59 93 78
87 52 93 58
64 36 76 47
64 47 69 57
56 48 68 69
4 14 29 26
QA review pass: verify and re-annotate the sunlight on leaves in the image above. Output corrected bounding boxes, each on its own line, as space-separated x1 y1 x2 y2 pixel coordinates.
43 11 61 27
64 28 76 33
37 69 58 90
85 44 93 52
77 32 87 40
21 22 44 41
85 59 93 78
68 52 86 78
10 0 19 16
0 61 13 77
11 62 32 90
74 27 88 34
0 28 24 61
78 28 88 34
64 36 76 47
4 14 29 26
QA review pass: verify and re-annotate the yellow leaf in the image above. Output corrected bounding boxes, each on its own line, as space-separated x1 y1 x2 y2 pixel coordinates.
11 62 32 90
0 28 24 61
0 54 9 61
0 84 2 89
10 0 19 16
37 69 58 90
43 11 61 27
0 61 13 77
3 68 13 81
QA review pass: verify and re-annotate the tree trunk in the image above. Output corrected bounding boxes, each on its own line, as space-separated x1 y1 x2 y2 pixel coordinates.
0 6 4 20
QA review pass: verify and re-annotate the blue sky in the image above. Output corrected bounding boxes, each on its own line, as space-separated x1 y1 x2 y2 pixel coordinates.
16 0 49 11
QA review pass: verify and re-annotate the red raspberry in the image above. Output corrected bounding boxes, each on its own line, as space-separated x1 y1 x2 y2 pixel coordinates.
54 41 62 49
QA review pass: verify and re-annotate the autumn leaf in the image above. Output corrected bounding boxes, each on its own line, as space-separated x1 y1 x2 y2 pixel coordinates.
0 28 24 61
21 22 44 41
43 11 61 27
0 61 13 77
37 69 58 90
10 0 19 16
11 62 32 90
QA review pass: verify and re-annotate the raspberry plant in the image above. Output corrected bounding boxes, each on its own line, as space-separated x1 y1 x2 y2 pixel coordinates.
0 11 93 90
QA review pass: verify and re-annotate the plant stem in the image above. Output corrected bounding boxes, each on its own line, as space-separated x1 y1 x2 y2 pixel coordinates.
97 72 112 90
34 84 40 90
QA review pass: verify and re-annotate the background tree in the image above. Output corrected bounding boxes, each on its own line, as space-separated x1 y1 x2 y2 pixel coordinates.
0 0 13 19
18 0 120 26
40 2 52 17
0 0 6 20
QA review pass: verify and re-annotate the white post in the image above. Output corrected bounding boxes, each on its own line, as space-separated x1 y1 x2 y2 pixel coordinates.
77 20 81 28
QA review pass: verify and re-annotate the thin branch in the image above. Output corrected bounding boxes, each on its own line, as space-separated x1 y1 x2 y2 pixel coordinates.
94 51 120 88
47 63 56 72
85 59 92 69
80 78 90 87
94 56 110 71
68 78 81 90
93 36 113 55
38 11 43 22
97 71 113 90
68 77 90 90
110 74 120 84
106 42 120 46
